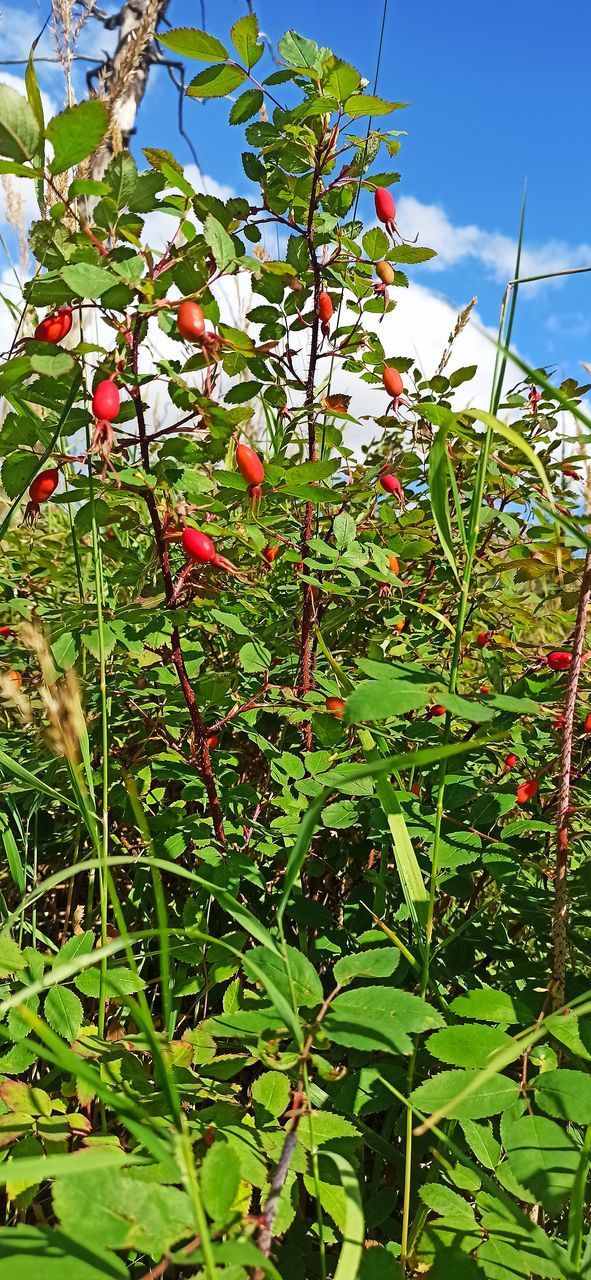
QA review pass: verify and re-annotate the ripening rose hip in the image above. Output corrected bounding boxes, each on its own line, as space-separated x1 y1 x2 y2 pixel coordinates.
476 630 492 648
182 527 216 564
428 704 446 718
24 467 59 524
585 712 591 733
263 544 279 565
376 260 395 285
516 778 538 805
547 650 571 672
388 554 399 575
375 187 396 233
7 669 22 688
92 378 120 422
503 753 518 772
317 291 333 336
0 626 14 639
326 696 346 719
380 472 404 501
34 306 72 344
177 300 205 342
206 733 219 750
236 442 264 505
383 366 404 401
179 526 241 578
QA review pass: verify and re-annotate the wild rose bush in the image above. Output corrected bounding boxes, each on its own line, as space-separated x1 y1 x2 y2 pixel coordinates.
0 14 590 1280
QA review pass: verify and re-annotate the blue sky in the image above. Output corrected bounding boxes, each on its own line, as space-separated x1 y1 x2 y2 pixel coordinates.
1 0 590 395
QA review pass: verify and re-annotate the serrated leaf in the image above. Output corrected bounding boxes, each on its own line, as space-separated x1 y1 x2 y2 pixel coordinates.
346 94 402 117
30 351 74 378
158 27 229 61
411 1070 519 1120
278 31 325 74
426 1024 516 1069
324 987 443 1055
47 100 109 173
231 13 263 70
0 1225 128 1278
229 88 263 125
203 213 235 271
504 1114 580 1214
201 1141 241 1224
532 1069 591 1123
187 64 246 100
252 1070 290 1119
334 947 399 986
44 987 83 1042
345 680 429 723
1 452 39 500
61 263 118 299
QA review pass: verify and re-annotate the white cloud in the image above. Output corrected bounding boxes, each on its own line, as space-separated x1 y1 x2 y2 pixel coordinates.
397 195 591 289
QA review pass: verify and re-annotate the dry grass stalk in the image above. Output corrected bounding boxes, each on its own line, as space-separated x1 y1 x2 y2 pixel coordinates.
436 296 477 375
7 623 87 763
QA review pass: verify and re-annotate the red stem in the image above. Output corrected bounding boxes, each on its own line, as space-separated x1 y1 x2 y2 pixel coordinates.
130 323 226 845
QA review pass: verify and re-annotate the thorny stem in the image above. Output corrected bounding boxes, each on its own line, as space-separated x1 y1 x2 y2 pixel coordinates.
255 983 340 1268
551 547 591 1006
130 322 225 845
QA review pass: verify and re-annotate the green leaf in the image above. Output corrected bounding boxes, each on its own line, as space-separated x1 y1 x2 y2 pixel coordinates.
252 1070 290 1119
30 351 74 378
427 1024 517 1069
362 227 390 260
53 1167 194 1254
334 947 399 986
0 81 40 162
248 944 323 1011
532 1069 591 1123
47 100 109 173
437 694 494 723
346 94 401 117
238 639 271 673
43 987 83 1042
229 88 264 125
411 1069 519 1120
203 213 236 270
428 415 460 583
1 451 39 500
231 13 263 69
0 1225 127 1278
324 987 443 1055
187 64 247 100
61 263 118 299
333 512 356 548
104 150 138 208
389 244 437 264
158 27 229 61
504 1114 580 1214
322 800 358 829
450 987 531 1025
325 59 361 103
357 728 429 930
0 932 26 978
345 680 429 723
278 30 325 74
201 1140 241 1224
